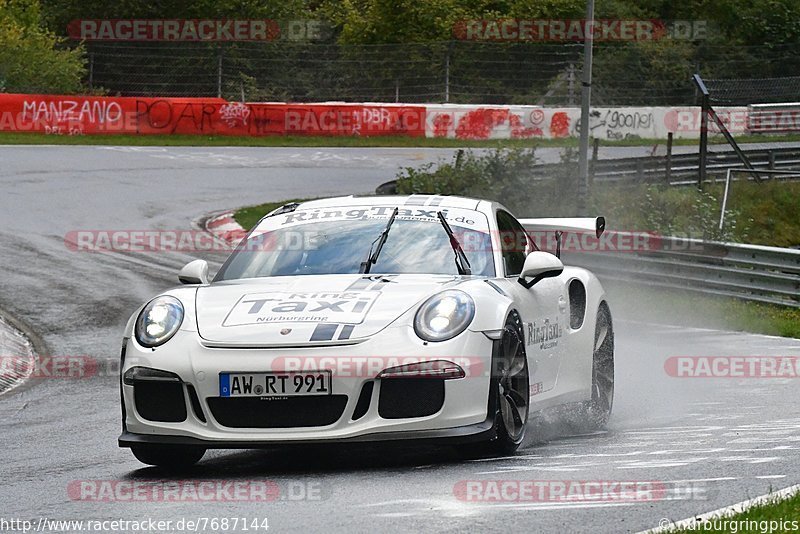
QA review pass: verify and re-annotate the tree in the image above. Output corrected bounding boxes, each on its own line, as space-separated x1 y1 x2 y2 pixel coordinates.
0 0 85 93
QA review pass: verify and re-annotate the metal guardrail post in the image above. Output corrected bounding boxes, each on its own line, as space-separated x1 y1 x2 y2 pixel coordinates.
693 75 710 190
699 94 709 188
769 150 775 180
707 106 761 183
692 74 760 186
444 43 451 103
719 169 732 230
217 47 223 99
665 132 673 184
88 52 94 92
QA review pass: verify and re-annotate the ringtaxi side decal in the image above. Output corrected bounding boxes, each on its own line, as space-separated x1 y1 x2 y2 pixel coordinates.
223 291 380 327
526 318 564 350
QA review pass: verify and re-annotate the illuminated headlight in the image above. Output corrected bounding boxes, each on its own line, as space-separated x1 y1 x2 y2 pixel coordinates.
414 290 475 342
135 296 184 348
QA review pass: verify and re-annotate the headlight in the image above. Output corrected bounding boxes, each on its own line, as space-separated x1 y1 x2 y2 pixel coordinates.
414 290 475 342
135 296 184 348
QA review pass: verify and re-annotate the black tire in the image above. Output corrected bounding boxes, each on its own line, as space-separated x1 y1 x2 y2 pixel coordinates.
462 310 530 458
130 444 205 468
580 302 615 430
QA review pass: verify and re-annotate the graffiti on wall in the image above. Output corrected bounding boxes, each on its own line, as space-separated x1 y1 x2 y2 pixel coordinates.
0 94 427 137
0 94 757 140
571 109 655 140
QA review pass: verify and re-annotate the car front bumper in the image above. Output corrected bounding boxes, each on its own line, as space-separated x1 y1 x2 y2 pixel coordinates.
120 324 495 446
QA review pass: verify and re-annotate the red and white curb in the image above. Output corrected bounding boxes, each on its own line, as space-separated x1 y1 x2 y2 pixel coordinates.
203 211 247 249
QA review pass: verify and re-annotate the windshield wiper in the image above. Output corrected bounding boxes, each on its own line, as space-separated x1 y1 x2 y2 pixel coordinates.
437 211 472 275
360 207 399 274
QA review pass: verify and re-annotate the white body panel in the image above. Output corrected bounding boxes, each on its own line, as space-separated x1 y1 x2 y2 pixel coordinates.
120 195 609 444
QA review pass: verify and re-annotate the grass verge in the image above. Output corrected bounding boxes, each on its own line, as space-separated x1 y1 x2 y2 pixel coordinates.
1 131 799 148
232 199 311 230
667 490 800 533
594 180 800 248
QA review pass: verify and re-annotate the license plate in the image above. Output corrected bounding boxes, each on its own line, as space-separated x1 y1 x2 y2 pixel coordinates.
219 371 332 398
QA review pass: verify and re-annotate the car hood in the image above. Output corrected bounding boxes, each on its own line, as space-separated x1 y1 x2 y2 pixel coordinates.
195 274 464 347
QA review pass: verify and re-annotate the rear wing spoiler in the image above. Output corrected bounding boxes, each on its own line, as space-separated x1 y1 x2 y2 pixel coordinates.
518 217 606 238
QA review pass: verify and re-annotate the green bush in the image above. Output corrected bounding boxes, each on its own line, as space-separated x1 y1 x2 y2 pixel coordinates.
396 148 800 247
592 183 752 241
396 148 581 216
0 0 85 94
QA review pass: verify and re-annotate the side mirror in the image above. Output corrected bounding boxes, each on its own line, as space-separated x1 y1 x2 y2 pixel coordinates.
518 252 563 289
178 259 209 285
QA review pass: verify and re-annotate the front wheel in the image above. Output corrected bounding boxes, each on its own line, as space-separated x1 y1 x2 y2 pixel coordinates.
130 444 205 469
462 310 529 458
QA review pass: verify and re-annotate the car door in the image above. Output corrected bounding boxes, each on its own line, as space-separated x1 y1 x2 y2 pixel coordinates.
497 210 567 395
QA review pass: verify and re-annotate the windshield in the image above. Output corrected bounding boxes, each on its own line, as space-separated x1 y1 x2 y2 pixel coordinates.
215 210 495 280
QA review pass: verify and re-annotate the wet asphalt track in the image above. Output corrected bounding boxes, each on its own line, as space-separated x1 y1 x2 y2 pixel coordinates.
1 145 800 533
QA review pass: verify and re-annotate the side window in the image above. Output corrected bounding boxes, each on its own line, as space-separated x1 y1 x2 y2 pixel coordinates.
497 210 531 276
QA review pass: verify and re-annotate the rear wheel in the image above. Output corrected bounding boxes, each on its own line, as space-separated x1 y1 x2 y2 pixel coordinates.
462 311 529 458
580 302 614 430
130 444 205 469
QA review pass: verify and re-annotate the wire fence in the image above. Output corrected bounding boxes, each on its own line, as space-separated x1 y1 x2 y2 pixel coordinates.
706 76 800 105
73 41 800 105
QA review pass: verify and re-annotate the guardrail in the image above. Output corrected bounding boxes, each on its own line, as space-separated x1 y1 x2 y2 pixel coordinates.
375 146 800 194
529 146 800 186
378 155 800 308
557 234 800 308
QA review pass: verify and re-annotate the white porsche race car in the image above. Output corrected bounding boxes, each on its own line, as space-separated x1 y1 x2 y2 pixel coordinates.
119 195 614 467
